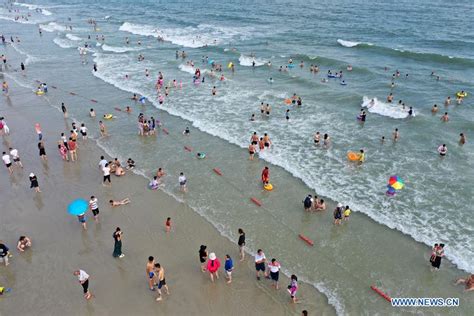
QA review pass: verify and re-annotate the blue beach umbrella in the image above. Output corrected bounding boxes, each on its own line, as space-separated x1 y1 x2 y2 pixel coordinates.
67 199 88 216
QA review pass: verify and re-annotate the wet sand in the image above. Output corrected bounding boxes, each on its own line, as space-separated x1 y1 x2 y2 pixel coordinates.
0 80 334 315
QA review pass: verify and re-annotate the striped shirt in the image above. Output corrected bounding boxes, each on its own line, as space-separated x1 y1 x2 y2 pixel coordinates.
89 198 98 210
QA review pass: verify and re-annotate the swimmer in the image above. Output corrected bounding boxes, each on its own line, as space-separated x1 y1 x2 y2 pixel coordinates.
258 137 265 151
456 97 463 105
393 128 400 141
248 143 256 160
300 61 304 68
314 199 326 211
313 132 320 145
459 133 466 145
268 77 274 83
454 274 474 292
211 86 217 96
260 102 265 115
90 108 96 117
183 127 190 136
285 109 290 121
263 133 272 148
17 236 32 252
265 103 271 116
438 144 447 156
431 104 438 114
250 114 255 121
109 198 131 206
125 106 132 113
156 168 165 183
250 132 259 145
408 107 414 116
323 133 330 147
149 176 159 189
440 112 449 122
445 96 451 106
387 93 393 103
347 65 352 71
343 206 351 220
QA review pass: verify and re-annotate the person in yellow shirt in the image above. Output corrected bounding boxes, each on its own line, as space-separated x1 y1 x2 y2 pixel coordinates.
344 206 351 220
358 149 365 163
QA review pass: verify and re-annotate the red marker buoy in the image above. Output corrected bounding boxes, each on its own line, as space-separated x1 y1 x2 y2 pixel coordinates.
51 86 57 89
184 146 193 152
370 285 392 302
114 107 122 112
90 99 98 103
213 168 223 176
250 197 262 206
69 92 77 96
298 234 314 246
162 128 169 135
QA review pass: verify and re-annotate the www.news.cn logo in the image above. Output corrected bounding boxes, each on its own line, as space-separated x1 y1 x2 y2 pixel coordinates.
391 297 460 307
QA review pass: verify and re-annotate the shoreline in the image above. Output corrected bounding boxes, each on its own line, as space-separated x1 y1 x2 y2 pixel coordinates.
0 79 334 315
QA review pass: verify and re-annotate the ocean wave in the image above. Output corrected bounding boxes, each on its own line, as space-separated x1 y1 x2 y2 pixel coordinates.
238 54 266 67
11 43 40 65
14 2 53 16
337 39 367 48
119 22 255 48
361 96 412 119
40 22 67 33
101 44 141 53
0 15 36 24
53 37 76 49
65 33 81 41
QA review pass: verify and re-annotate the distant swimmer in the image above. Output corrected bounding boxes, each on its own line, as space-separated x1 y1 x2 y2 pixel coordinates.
285 109 290 121
313 132 320 145
455 274 474 292
323 133 330 147
250 113 255 121
381 136 385 144
387 93 393 103
211 86 217 96
183 127 190 136
459 133 466 145
347 65 352 71
358 149 365 163
267 61 272 67
248 143 256 160
431 104 438 114
265 103 271 116
393 128 400 141
250 132 259 145
299 61 304 68
263 133 272 148
437 144 447 156
90 108 96 117
268 77 274 83
408 107 414 116
440 112 449 122
444 96 451 106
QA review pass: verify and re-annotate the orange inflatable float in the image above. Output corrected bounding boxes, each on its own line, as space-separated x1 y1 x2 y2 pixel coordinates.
347 151 360 161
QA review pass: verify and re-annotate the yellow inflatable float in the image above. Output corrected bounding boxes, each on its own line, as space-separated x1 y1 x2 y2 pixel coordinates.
264 183 273 191
456 91 468 98
347 151 361 161
103 114 113 120
35 90 44 96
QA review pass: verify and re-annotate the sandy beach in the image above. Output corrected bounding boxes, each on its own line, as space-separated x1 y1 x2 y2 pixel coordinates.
0 79 333 315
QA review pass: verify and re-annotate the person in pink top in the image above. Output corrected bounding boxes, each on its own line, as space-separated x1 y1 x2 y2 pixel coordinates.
207 252 221 282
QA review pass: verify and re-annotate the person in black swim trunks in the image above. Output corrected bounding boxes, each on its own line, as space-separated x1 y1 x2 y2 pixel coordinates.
250 132 259 145
333 203 343 225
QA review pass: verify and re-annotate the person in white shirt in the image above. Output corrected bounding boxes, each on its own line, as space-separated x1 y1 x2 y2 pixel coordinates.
103 163 111 186
73 270 92 300
9 147 23 168
178 172 187 192
98 156 107 170
89 196 99 222
254 249 266 280
267 258 281 289
80 123 88 140
2 152 13 174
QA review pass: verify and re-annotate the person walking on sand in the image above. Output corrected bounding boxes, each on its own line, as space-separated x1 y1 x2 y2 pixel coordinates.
155 263 169 301
207 252 221 282
238 228 245 261
113 227 125 258
73 270 93 300
146 256 156 291
9 148 23 168
255 249 266 280
267 258 281 289
199 245 208 272
224 254 234 284
2 152 13 174
29 173 41 193
165 217 171 233
38 141 47 161
89 196 100 222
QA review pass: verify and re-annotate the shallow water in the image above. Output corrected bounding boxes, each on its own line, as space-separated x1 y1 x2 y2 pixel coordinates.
1 0 474 314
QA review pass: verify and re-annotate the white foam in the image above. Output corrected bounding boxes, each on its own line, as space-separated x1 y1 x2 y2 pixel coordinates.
337 39 372 48
53 37 75 49
178 64 195 75
119 22 255 48
14 2 53 16
65 33 81 41
11 43 40 65
361 96 413 119
238 54 266 67
102 44 141 53
40 22 67 33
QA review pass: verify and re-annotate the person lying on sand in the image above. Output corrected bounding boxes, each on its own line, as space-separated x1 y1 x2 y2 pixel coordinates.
109 198 130 207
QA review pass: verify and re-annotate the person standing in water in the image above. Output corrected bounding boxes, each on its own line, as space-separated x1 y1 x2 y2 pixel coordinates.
61 103 68 118
392 128 400 142
89 196 100 222
459 133 466 145
238 228 245 261
146 256 155 291
255 249 266 280
73 270 93 300
261 167 270 186
430 243 445 271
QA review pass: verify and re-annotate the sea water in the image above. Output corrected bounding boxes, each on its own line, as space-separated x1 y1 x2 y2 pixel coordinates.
1 0 474 314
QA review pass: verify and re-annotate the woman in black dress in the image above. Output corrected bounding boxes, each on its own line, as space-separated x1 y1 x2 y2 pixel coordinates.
430 243 445 270
199 245 208 272
113 227 124 258
38 141 47 161
29 173 41 193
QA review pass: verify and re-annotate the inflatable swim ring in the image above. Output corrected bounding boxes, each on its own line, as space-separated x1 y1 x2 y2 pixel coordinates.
148 183 158 190
227 62 233 69
284 98 292 105
340 82 347 86
456 91 468 98
264 183 273 191
197 153 206 159
36 91 44 95
347 151 361 161
288 64 295 69
327 74 336 78
103 114 113 120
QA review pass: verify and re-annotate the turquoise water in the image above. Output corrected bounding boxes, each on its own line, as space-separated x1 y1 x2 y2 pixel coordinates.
2 0 474 313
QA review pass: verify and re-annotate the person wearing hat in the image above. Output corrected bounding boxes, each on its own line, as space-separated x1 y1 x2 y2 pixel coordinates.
333 203 343 225
29 173 41 193
206 252 221 282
